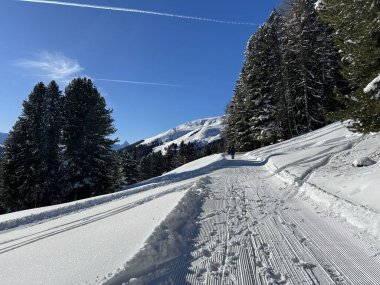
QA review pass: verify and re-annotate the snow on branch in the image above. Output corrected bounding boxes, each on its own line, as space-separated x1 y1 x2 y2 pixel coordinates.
364 74 380 99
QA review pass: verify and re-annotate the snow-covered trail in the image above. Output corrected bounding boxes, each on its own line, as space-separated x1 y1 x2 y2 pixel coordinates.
0 180 193 285
114 157 380 285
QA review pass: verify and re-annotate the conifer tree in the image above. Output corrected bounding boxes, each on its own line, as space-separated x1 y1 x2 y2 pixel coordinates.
284 0 338 134
62 78 117 200
164 143 179 171
319 0 380 132
39 81 62 204
2 83 47 210
121 151 139 186
151 151 166 177
138 155 152 181
245 22 284 145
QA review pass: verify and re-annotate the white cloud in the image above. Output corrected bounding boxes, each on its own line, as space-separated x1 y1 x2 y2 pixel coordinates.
15 52 183 87
20 0 259 26
15 51 83 80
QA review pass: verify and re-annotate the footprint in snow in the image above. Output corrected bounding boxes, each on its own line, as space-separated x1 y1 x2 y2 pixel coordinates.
196 268 207 282
209 261 222 273
202 248 212 258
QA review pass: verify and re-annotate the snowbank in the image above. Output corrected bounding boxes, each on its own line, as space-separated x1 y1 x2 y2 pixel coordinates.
165 153 225 175
105 176 212 285
0 176 195 231
247 122 380 240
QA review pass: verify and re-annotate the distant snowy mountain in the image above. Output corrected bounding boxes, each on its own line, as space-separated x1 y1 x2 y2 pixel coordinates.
113 140 129 151
139 116 225 153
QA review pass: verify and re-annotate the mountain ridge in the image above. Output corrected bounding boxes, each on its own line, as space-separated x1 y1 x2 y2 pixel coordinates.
137 116 225 153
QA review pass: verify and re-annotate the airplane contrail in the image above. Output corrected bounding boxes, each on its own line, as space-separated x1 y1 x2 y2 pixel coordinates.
20 0 259 26
93 78 184 87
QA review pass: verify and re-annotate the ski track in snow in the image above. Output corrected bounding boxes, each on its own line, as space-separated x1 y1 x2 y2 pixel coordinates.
113 159 380 285
182 165 380 285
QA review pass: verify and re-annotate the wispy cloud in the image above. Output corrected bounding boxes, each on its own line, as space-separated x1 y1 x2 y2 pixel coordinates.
15 51 83 80
15 52 184 87
20 0 259 26
93 78 184 87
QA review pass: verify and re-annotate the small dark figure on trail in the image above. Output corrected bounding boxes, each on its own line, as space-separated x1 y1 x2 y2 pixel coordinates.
230 145 236 159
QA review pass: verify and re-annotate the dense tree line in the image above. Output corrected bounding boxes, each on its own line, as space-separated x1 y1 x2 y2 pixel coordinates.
224 0 380 151
116 139 225 186
0 78 117 213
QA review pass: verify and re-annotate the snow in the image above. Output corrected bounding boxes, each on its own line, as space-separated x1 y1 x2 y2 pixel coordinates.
139 116 224 153
314 0 325 10
246 122 380 239
0 181 191 285
364 74 380 93
165 153 224 175
1 121 380 284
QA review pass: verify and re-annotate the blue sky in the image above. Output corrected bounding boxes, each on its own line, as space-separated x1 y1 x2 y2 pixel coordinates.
0 0 281 143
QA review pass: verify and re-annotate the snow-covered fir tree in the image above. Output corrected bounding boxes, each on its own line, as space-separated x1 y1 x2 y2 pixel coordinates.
39 81 62 204
225 1 341 151
283 0 338 134
61 78 117 200
1 82 62 210
319 0 380 132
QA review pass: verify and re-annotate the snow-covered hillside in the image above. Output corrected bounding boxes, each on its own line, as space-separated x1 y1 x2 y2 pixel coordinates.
140 116 224 152
0 122 380 285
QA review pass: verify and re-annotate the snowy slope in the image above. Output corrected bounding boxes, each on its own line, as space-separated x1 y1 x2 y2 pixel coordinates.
1 122 380 285
140 116 224 153
246 122 380 239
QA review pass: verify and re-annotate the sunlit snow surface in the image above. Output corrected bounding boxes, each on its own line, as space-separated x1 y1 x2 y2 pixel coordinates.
1 122 380 285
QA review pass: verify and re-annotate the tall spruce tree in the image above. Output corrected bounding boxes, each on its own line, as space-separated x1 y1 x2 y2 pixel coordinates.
1 82 62 210
319 0 380 132
284 0 338 134
39 81 62 204
245 22 285 146
62 78 117 200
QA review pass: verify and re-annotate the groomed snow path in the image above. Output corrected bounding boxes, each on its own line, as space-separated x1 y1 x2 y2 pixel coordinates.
183 161 380 285
109 156 380 285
